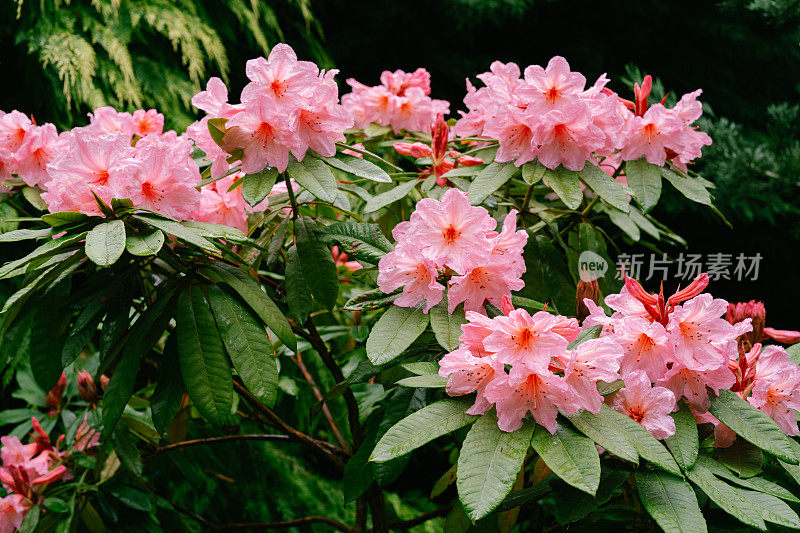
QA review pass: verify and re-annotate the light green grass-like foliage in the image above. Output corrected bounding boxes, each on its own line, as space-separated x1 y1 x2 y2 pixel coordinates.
13 0 328 129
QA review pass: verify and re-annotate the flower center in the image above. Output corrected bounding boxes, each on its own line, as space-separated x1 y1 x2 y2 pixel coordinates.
443 225 460 244
546 86 561 103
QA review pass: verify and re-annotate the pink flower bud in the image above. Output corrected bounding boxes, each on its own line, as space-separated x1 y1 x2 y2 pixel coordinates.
576 279 600 323
44 373 67 410
764 327 800 344
431 113 449 161
393 142 431 158
76 370 98 404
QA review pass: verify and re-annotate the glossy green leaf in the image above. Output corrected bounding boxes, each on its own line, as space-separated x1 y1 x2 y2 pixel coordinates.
401 362 441 375
133 215 216 251
457 411 533 521
176 285 233 424
343 287 400 311
396 374 447 388
208 285 278 407
125 227 164 256
694 456 798 502
0 231 87 279
315 221 393 264
207 117 227 145
0 227 52 243
370 398 476 462
635 470 706 533
744 489 800 528
579 163 630 212
531 423 600 495
366 305 430 365
598 404 681 475
364 180 418 213
203 263 296 351
709 389 798 463
294 216 339 310
552 465 632 524
666 401 699 470
661 167 713 206
151 334 183 436
625 158 662 212
430 297 467 351
778 438 800 488
567 409 638 465
322 154 392 183
546 166 583 210
242 167 279 207
287 157 338 203
41 211 88 227
521 161 547 185
85 220 127 266
686 462 766 530
716 438 763 478
284 245 312 323
468 161 521 205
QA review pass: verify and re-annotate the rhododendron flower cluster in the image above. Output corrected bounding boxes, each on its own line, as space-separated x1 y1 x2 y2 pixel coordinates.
438 296 624 432
455 57 711 171
0 110 61 189
377 189 526 313
393 113 483 186
0 417 98 529
191 173 269 233
188 43 353 176
583 273 800 442
343 68 450 133
41 114 201 219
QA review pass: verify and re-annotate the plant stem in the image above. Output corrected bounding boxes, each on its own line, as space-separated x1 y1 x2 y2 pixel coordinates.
291 354 351 452
283 171 300 220
144 434 291 461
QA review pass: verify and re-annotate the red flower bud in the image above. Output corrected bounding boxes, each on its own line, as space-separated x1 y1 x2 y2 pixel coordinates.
45 373 67 410
77 370 98 404
576 279 600 323
431 113 449 161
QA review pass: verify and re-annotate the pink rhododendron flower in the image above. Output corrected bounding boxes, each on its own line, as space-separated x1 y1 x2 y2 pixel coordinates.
87 106 133 136
484 366 571 433
448 257 525 313
0 111 32 155
562 337 623 413
610 370 676 439
113 133 202 220
658 363 735 412
13 123 62 187
42 127 132 214
0 494 28 533
747 345 800 435
439 348 503 415
343 67 449 133
483 309 569 372
130 109 165 137
377 246 444 312
615 317 671 380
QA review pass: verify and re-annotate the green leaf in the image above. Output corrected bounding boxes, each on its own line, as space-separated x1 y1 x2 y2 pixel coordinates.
22 187 47 211
567 410 638 465
294 216 339 310
661 168 713 206
207 117 227 145
85 220 126 266
521 161 547 185
779 438 800 488
468 161 521 205
744 489 800 528
113 423 144 477
322 154 392 183
42 497 69 514
694 456 798 502
286 157 338 203
716 438 763 478
0 408 42 426
203 263 296 352
493 481 552 513
17 505 40 533
605 207 641 241
343 287 400 311
0 227 53 243
366 305 430 365
284 245 312 323
125 227 164 256
151 334 183 436
599 404 681 475
133 215 216 251
176 285 233 424
530 423 600 495
102 288 177 436
401 362 440 375
625 158 662 211
546 166 583 210
709 389 798 463
566 325 602 349
370 398 476 462
457 411 533 521
686 461 766 530
665 401 699 470
315 222 393 264
552 465 632 524
396 374 447 388
0 231 87 279
208 285 278 408
29 292 69 389
41 211 88 227
364 180 418 213
578 163 630 212
635 470 707 533
242 167 279 207
430 297 467 351
343 439 376 503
